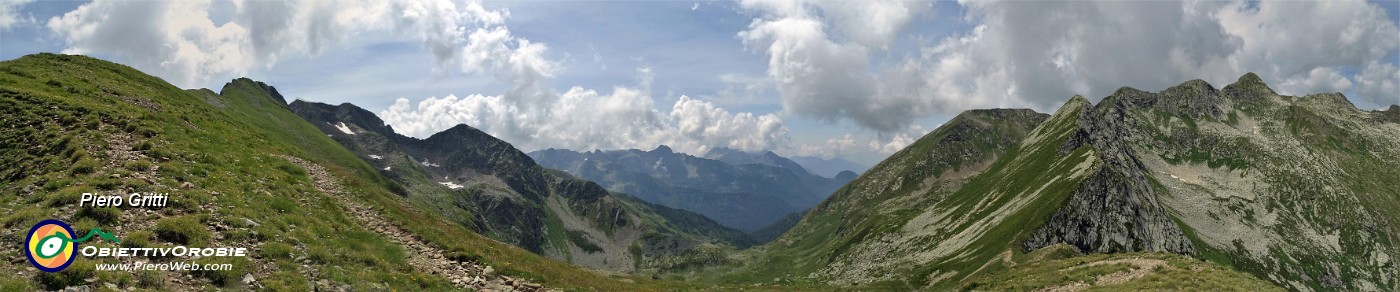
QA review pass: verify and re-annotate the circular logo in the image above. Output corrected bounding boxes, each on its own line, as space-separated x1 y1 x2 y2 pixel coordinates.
25 219 77 272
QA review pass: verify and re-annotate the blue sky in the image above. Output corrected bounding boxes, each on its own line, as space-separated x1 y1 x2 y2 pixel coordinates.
2 0 1397 165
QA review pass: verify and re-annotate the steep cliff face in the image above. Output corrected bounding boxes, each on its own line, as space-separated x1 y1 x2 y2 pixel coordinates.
289 101 752 272
1024 90 1197 254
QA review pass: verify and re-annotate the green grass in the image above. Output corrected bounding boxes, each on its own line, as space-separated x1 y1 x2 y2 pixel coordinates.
0 53 718 291
719 101 1089 289
153 215 211 246
965 252 1282 291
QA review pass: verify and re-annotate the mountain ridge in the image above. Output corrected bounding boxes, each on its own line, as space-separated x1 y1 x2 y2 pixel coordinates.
734 73 1398 291
289 100 754 273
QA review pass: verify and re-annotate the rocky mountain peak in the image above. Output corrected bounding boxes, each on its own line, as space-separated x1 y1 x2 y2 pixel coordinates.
1163 79 1216 97
652 145 674 155
221 77 288 108
288 100 398 136
1056 95 1094 117
833 170 857 181
1380 104 1400 123
1223 71 1276 98
1095 78 1226 120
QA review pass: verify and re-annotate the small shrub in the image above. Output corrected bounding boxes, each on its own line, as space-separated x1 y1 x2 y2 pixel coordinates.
124 159 153 171
0 276 34 291
154 216 210 246
35 259 94 290
46 186 87 207
70 157 100 175
136 127 157 138
1 208 47 228
260 242 294 259
134 140 153 151
191 257 248 286
148 148 173 160
42 178 73 192
120 230 153 249
75 206 120 225
135 270 162 289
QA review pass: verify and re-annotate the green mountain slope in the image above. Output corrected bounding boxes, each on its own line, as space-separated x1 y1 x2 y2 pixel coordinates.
0 53 676 290
965 244 1282 291
739 108 1068 288
741 74 1395 290
289 101 752 273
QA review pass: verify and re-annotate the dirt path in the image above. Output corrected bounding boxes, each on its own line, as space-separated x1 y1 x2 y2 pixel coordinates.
1034 257 1170 292
281 156 551 291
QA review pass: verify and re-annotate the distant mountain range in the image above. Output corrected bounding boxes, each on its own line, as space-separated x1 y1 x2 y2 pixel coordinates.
701 147 867 180
529 147 853 233
788 156 869 178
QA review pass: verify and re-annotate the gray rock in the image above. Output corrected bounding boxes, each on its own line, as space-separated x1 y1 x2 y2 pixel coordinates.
1025 94 1195 255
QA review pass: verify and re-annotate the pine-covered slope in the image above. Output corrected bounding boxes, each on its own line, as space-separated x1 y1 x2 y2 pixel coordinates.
0 53 667 290
289 101 752 273
743 74 1396 291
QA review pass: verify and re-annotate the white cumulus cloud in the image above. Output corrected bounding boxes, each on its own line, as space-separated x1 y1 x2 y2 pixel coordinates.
744 0 1400 135
0 0 34 29
379 81 791 154
46 0 500 88
738 0 931 132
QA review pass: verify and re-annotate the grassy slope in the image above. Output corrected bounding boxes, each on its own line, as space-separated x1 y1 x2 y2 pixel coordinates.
965 245 1282 291
0 53 703 290
725 107 1089 289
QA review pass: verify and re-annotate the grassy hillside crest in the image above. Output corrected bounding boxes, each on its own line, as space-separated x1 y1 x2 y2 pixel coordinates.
0 53 693 290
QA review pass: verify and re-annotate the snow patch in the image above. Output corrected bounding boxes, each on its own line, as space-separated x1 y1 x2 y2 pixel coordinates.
333 122 355 135
368 155 383 160
383 166 391 171
439 181 464 189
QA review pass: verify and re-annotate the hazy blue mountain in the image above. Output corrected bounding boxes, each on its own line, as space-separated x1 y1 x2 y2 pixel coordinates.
703 147 812 176
529 147 853 234
790 156 869 178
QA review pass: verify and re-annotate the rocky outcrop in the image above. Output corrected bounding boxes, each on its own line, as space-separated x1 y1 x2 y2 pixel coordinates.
1376 104 1400 123
1025 92 1196 254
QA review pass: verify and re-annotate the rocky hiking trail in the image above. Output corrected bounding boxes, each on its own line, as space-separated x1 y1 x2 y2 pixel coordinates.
1034 257 1171 292
281 156 552 291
